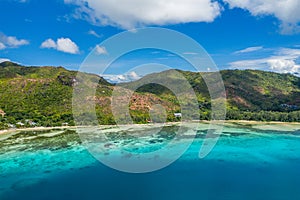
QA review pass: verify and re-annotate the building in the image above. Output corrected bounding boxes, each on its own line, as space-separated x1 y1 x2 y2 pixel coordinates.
16 122 25 126
174 113 182 118
25 119 37 126
8 124 15 128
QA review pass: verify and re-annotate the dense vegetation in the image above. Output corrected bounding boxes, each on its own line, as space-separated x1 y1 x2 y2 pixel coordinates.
0 61 299 129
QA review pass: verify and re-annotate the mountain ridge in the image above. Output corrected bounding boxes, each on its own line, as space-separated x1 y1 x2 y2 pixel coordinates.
0 62 299 128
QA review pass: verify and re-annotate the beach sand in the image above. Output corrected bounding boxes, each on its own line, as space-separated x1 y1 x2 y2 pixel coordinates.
0 121 299 137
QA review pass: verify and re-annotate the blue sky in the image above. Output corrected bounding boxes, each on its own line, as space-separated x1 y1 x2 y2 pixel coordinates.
1 0 300 81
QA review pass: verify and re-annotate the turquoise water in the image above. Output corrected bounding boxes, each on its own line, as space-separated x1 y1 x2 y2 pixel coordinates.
1 123 300 200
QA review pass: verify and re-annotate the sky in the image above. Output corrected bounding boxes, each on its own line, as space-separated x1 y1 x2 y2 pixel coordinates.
0 0 300 82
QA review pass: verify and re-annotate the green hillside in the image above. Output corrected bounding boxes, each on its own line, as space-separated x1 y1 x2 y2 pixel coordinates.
125 69 300 121
0 62 111 128
184 70 300 121
0 61 299 129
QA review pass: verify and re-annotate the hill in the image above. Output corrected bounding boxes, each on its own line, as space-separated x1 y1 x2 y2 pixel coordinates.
124 69 300 121
0 62 111 128
0 61 299 129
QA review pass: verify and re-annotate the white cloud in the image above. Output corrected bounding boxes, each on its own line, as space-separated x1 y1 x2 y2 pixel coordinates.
229 47 300 75
234 46 263 54
41 39 57 48
65 0 300 34
183 52 199 55
0 58 10 63
65 0 222 29
127 71 140 80
0 42 6 50
0 33 29 49
101 71 142 83
57 38 79 54
268 59 300 74
224 0 300 34
40 38 79 54
88 30 102 38
229 58 267 69
277 48 300 58
101 74 126 83
6 36 29 47
94 45 107 55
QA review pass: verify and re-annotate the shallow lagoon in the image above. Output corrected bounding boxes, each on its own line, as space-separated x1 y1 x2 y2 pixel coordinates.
1 122 300 200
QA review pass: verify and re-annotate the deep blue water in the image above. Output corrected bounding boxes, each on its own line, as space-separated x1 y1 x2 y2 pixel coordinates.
1 123 300 200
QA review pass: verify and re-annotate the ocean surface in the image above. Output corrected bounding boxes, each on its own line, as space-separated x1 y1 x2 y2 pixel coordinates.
0 122 300 200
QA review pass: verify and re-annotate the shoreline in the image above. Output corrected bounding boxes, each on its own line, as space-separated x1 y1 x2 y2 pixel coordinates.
224 120 300 125
0 120 299 136
0 126 77 136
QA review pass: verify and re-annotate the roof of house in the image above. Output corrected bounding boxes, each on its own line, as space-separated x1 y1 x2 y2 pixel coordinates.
174 113 182 116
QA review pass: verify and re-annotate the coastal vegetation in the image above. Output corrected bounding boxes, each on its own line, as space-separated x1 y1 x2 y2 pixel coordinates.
0 61 299 129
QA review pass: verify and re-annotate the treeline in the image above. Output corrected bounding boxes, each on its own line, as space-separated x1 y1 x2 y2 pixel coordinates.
1 110 299 130
226 110 300 122
0 112 75 129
